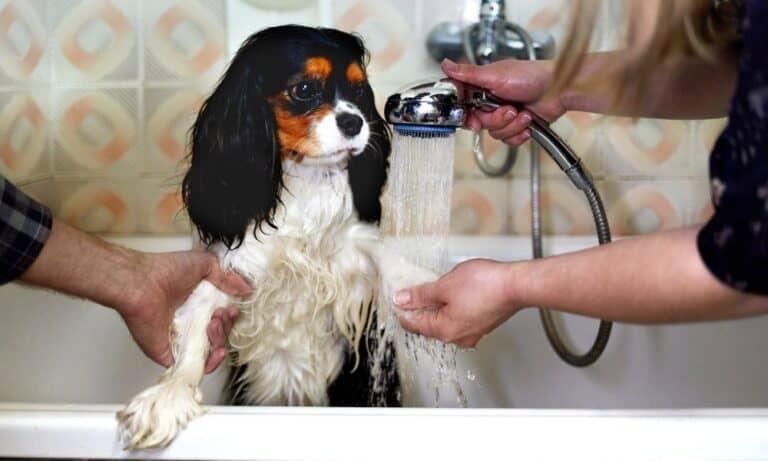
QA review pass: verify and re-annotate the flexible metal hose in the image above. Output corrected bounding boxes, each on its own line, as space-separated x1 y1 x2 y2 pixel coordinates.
534 162 614 366
516 22 613 367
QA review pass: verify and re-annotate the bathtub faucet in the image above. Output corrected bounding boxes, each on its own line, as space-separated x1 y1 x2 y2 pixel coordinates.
426 0 554 176
427 0 555 66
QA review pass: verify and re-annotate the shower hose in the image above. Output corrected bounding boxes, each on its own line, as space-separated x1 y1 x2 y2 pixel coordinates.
468 23 613 367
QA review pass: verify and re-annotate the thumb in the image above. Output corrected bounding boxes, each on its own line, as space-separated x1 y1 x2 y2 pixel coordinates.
396 306 441 339
199 253 252 298
393 280 443 310
441 58 495 89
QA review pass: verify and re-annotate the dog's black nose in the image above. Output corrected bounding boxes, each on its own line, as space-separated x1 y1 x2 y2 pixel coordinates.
336 113 364 138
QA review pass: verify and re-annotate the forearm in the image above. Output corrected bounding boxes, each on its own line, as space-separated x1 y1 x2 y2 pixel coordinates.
509 228 768 323
20 219 144 312
560 51 739 119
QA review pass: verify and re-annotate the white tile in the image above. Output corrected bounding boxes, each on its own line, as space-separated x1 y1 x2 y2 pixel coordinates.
226 0 321 58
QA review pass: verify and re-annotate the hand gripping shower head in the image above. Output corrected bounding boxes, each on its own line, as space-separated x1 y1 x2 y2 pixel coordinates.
384 78 592 190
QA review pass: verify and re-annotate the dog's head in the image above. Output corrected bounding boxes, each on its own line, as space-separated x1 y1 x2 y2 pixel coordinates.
183 26 391 249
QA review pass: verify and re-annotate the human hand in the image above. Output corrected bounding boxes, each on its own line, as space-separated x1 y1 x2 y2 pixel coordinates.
120 250 252 373
442 58 567 146
392 259 521 348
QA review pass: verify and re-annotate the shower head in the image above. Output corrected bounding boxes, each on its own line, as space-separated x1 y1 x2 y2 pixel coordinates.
384 79 465 137
384 78 514 136
384 78 592 189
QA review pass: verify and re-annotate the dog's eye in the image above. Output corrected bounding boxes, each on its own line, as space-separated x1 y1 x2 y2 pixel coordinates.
289 80 322 102
352 84 366 100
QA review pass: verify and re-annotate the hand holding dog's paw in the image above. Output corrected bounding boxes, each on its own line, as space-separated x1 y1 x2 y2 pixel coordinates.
392 259 522 349
117 379 205 450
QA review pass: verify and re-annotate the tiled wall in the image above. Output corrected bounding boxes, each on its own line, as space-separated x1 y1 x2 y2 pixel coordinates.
2 0 722 236
1 0 227 233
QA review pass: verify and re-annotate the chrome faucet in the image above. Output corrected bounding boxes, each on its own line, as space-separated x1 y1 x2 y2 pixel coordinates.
426 0 555 176
427 0 555 65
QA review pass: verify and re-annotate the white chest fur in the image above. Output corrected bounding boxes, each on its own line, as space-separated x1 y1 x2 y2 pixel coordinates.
218 162 380 405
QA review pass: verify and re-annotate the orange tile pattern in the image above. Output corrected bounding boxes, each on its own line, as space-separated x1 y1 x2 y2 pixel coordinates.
1 0 226 234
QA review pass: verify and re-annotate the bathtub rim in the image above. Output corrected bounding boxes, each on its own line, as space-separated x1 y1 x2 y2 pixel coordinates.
2 403 768 460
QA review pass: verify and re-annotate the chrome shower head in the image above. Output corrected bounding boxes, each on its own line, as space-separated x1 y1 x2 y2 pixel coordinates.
384 79 466 137
384 78 591 189
384 78 513 136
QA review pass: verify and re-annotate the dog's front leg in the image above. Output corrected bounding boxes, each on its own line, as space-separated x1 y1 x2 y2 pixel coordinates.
358 236 440 303
117 280 229 450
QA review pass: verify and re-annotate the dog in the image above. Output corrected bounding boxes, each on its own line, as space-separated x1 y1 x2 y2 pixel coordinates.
116 25 436 449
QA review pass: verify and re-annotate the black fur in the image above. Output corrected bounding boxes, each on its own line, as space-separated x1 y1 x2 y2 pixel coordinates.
184 25 397 406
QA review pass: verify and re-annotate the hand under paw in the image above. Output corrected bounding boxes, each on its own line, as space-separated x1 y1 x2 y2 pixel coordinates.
116 380 205 450
391 263 439 294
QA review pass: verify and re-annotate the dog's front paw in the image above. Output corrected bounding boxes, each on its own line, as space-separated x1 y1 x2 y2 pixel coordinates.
390 263 439 294
116 380 205 450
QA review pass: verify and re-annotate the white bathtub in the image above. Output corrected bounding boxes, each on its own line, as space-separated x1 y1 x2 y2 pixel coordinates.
2 235 768 460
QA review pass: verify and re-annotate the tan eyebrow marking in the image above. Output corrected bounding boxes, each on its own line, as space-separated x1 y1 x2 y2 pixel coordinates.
346 62 365 84
305 57 332 80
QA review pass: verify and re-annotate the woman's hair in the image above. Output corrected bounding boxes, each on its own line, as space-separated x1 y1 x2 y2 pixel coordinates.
551 0 744 106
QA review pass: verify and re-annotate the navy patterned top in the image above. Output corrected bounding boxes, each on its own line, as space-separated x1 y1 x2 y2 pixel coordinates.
698 0 768 295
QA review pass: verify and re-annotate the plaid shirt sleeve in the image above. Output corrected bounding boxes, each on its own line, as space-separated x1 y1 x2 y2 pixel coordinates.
0 175 52 285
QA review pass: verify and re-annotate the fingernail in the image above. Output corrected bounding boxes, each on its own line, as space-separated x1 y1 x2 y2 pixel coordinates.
394 290 411 306
504 109 517 121
442 58 459 72
218 323 225 337
521 113 533 125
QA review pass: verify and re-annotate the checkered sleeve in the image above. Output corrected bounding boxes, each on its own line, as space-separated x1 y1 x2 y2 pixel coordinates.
0 175 52 285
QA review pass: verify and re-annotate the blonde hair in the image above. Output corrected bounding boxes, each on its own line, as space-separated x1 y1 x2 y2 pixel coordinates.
551 0 744 107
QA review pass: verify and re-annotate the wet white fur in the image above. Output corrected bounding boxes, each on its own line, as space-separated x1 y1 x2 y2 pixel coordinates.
117 99 436 449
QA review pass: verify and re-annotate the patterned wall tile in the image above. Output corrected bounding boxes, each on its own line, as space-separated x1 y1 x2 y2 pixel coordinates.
52 179 138 233
143 87 204 174
333 0 434 86
0 91 48 184
0 0 49 85
689 178 715 227
52 0 139 83
451 178 508 235
601 117 692 177
691 118 728 176
51 88 139 177
19 178 53 205
603 180 690 236
144 0 227 83
139 177 189 234
508 177 595 236
506 111 603 178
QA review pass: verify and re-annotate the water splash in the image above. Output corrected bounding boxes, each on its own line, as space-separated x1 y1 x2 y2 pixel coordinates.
372 131 467 407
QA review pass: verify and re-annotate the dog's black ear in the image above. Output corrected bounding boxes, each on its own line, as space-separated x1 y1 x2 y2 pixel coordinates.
183 63 282 249
348 88 391 224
